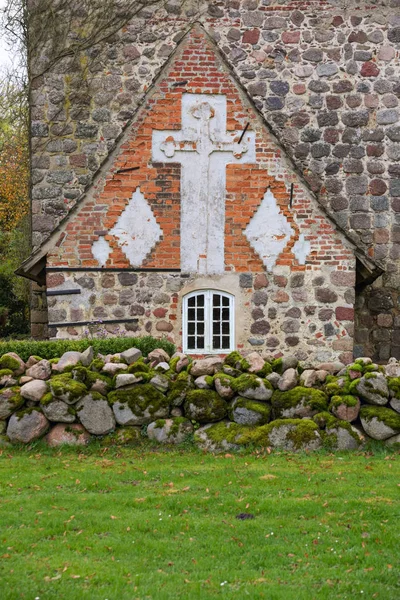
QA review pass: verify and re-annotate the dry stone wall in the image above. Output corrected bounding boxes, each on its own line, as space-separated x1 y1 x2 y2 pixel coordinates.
30 0 400 359
1 347 400 451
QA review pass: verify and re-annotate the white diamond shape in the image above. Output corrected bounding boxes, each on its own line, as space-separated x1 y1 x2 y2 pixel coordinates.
245 188 293 271
293 233 311 265
92 236 111 267
109 186 162 267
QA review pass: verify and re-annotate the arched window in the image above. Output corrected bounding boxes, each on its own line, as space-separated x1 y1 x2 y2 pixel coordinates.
182 290 235 353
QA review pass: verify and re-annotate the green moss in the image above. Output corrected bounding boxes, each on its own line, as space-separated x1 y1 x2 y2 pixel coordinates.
324 376 352 397
168 357 180 373
229 398 271 424
364 372 377 380
4 388 24 411
49 358 59 365
285 419 321 449
0 355 20 372
314 411 362 445
167 371 194 406
127 360 151 375
40 393 54 406
257 362 273 377
90 359 105 372
232 419 320 449
169 417 189 436
347 363 363 373
50 373 87 401
204 375 214 387
202 421 252 445
330 394 359 409
15 406 42 420
387 377 400 399
213 372 234 388
360 406 400 430
108 384 168 415
365 364 384 373
184 389 227 423
272 358 283 374
224 351 249 371
0 369 13 377
71 366 112 390
231 374 262 393
154 419 166 429
272 387 328 413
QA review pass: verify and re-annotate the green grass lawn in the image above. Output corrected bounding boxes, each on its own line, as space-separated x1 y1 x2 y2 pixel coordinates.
0 444 399 600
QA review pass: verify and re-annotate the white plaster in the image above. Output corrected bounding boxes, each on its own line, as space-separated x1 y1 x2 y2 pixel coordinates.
245 188 293 271
106 187 162 267
92 236 111 267
293 233 311 265
152 93 256 274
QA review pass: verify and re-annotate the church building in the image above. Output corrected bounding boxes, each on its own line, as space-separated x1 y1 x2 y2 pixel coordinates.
20 1 398 363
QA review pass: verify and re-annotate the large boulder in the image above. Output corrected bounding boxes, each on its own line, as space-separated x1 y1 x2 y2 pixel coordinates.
7 409 49 443
260 419 323 451
330 395 360 422
214 373 235 399
360 406 400 440
54 351 82 372
76 393 116 435
20 380 48 403
0 387 24 419
277 368 298 391
147 348 170 366
26 360 52 380
352 373 389 405
102 362 128 375
272 387 328 419
246 352 265 374
150 373 170 393
41 399 76 423
109 384 169 426
233 374 273 401
80 346 94 367
190 357 223 377
147 418 193 444
229 396 271 426
46 424 91 447
0 353 25 376
314 412 363 449
50 373 87 404
194 421 251 452
184 389 227 423
384 358 400 378
120 347 142 365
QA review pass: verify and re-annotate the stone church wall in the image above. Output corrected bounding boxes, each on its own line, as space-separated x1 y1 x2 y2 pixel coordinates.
29 0 400 360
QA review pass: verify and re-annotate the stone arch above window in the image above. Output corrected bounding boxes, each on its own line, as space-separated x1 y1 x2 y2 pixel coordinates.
182 290 235 354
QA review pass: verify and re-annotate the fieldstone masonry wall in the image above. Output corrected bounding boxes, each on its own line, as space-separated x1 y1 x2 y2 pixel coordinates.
29 0 400 360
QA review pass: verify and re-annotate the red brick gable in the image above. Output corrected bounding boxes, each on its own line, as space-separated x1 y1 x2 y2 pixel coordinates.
48 26 353 273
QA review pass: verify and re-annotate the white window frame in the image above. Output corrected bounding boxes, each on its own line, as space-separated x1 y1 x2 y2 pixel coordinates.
182 290 235 354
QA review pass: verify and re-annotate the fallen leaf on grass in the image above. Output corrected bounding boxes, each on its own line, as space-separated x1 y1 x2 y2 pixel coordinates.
260 474 277 480
70 575 80 579
110 515 119 520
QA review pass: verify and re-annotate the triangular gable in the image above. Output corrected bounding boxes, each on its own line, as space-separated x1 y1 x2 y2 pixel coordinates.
18 24 382 283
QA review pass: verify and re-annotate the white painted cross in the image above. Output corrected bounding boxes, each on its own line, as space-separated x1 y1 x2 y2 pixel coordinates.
152 93 256 274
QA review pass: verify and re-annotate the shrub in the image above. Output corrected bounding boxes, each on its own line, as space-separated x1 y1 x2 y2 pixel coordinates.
0 336 175 362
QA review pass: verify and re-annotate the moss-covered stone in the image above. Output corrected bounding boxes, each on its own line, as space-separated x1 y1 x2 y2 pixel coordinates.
127 360 151 375
272 358 283 374
90 358 105 372
229 397 271 426
360 406 400 430
324 376 352 397
148 417 193 444
184 389 227 423
167 371 194 407
257 362 273 377
272 387 328 419
330 394 359 408
109 384 169 426
40 392 54 406
224 351 249 371
49 373 87 404
195 421 253 451
0 387 24 419
101 427 142 446
0 369 13 378
314 412 363 449
236 419 322 451
0 355 20 372
388 377 400 399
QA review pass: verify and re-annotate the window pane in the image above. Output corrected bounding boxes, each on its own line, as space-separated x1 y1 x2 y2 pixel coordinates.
222 336 230 349
213 335 220 349
197 336 205 349
188 308 196 321
197 295 205 307
188 322 195 335
222 321 230 335
222 308 229 320
213 294 221 306
187 336 196 349
197 322 204 335
222 296 229 306
213 321 221 334
197 308 204 321
213 308 220 320
188 297 196 307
